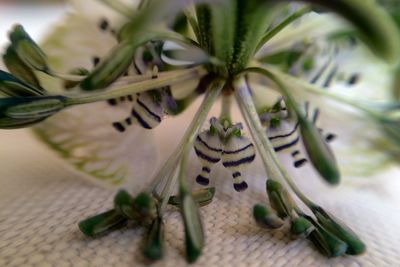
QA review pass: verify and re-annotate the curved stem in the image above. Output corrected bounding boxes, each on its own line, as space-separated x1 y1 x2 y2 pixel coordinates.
66 67 206 106
155 80 224 214
234 77 314 208
256 5 311 52
219 94 232 121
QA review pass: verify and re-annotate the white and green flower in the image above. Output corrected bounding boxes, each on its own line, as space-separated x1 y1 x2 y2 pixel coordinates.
1 0 399 263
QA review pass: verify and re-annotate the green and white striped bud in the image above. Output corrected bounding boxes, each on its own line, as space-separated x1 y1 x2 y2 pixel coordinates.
143 217 165 261
78 209 127 238
253 204 285 229
9 24 49 72
0 70 43 97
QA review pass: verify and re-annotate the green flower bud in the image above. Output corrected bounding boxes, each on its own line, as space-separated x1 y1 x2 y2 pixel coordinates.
298 116 340 185
80 41 135 91
3 45 42 89
9 24 49 72
143 217 165 261
311 206 366 255
78 209 127 237
180 191 204 263
291 216 314 237
266 179 294 218
0 70 43 97
253 204 285 229
114 190 141 220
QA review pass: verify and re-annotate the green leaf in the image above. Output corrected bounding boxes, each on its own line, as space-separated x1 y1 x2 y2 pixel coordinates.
180 191 205 263
253 204 285 229
3 45 42 89
78 209 127 237
311 206 366 255
288 0 400 64
298 116 340 185
168 187 216 207
143 217 165 261
9 24 49 72
0 70 44 97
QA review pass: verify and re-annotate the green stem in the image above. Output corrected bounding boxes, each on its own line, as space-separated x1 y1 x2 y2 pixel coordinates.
219 94 232 121
155 80 224 214
256 6 311 52
66 68 205 106
234 77 314 207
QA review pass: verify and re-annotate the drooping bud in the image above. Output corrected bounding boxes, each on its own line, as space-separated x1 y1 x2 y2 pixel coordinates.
114 190 140 220
169 187 216 207
9 24 49 72
133 192 158 221
311 206 366 255
298 116 340 185
180 191 205 263
266 179 294 219
143 217 165 261
80 41 135 90
291 216 314 237
3 45 42 89
78 209 127 237
0 96 67 129
0 70 44 97
253 204 285 229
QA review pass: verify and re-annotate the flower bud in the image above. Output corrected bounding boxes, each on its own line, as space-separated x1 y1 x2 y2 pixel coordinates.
266 179 294 218
0 70 43 97
143 217 165 260
9 24 49 72
290 216 314 237
78 209 127 237
253 204 285 229
169 187 216 207
298 116 340 185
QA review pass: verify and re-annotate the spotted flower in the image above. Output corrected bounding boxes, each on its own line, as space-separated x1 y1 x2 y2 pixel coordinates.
1 0 400 263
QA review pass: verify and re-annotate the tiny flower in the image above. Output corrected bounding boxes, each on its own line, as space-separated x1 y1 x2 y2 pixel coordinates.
1 0 399 263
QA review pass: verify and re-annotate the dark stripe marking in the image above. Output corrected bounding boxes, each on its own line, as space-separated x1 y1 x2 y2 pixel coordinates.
274 136 300 152
112 122 125 132
347 74 359 85
99 19 109 31
222 155 256 168
197 135 222 153
234 181 248 192
323 65 338 88
269 123 299 140
194 148 221 163
107 99 117 106
232 172 241 178
202 166 211 173
292 150 300 157
196 175 209 186
325 133 336 142
310 59 331 84
136 98 162 123
223 143 253 155
294 158 307 168
131 108 152 129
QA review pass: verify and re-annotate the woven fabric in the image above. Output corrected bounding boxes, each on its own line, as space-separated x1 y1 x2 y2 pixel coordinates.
1 111 400 267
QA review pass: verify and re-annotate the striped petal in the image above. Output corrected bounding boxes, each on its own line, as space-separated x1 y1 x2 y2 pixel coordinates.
33 11 158 188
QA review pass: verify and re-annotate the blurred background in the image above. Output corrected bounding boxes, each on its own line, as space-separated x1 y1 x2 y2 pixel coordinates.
0 1 67 48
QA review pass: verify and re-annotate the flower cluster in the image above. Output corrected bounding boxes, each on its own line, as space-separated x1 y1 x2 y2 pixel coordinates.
1 0 400 264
